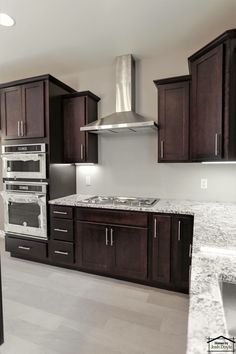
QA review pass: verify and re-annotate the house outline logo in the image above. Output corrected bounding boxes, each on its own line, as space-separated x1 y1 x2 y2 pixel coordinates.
207 335 236 352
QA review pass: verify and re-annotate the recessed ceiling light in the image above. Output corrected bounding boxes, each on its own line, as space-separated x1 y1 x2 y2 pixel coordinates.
0 13 15 27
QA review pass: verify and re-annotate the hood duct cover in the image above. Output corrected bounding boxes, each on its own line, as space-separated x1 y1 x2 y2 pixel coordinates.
80 54 158 133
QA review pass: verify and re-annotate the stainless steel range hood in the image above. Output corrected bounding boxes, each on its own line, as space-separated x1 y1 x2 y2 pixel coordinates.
80 55 158 134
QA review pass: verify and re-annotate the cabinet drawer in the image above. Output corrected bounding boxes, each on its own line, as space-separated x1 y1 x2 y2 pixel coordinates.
50 205 73 219
49 240 74 265
51 219 74 241
5 237 47 260
76 208 148 227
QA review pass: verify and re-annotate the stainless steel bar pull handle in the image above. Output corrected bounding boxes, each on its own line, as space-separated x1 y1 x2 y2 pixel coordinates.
215 133 218 156
80 144 84 160
53 211 67 215
160 140 164 159
110 228 114 246
54 228 68 233
17 121 20 137
20 121 24 136
18 246 30 251
154 218 157 238
54 250 69 256
189 265 192 287
105 227 109 246
189 244 192 258
178 221 181 241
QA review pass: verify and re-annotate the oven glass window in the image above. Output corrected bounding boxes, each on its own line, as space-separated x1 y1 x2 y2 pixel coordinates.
7 160 40 173
9 202 41 228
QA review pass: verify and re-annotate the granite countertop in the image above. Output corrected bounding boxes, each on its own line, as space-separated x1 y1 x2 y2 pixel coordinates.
49 194 236 354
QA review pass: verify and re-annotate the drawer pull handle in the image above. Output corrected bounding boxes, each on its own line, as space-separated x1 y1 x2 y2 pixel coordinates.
54 228 68 233
54 250 69 256
53 211 68 215
18 246 30 251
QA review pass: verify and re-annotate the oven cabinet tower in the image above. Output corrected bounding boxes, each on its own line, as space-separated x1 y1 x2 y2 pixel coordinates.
0 74 77 261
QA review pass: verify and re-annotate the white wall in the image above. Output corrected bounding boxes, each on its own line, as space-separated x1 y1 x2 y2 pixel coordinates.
59 51 236 202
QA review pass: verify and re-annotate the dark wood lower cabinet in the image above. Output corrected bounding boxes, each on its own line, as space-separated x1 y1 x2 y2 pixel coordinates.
6 208 193 294
151 214 171 284
49 240 74 265
172 215 193 292
75 221 148 280
75 221 113 273
5 236 47 260
112 226 147 280
150 213 193 292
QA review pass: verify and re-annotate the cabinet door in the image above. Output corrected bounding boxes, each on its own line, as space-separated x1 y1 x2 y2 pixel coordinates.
75 221 112 273
64 96 86 162
158 81 190 162
112 226 147 280
191 45 223 161
1 86 23 139
172 215 193 292
22 81 45 138
151 214 171 284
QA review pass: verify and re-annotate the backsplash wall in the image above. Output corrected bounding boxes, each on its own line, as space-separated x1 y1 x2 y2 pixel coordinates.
60 49 236 202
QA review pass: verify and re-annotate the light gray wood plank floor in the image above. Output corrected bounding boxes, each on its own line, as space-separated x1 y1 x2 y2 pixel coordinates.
0 239 188 354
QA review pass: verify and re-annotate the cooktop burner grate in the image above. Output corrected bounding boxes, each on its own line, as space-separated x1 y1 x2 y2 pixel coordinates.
80 196 159 207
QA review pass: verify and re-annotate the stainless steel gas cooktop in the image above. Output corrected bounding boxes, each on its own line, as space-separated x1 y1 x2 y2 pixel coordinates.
80 196 159 207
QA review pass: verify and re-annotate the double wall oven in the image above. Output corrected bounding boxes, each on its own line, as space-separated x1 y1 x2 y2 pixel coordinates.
1 144 48 240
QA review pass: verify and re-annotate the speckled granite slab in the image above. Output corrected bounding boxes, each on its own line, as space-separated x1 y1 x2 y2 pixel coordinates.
49 194 236 354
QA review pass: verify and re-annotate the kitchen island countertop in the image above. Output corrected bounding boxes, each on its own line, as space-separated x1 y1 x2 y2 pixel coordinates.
49 194 236 354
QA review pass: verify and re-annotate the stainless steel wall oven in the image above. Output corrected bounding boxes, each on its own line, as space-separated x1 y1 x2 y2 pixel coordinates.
1 144 46 180
2 181 47 239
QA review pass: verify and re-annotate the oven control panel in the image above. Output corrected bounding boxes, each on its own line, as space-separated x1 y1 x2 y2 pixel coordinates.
4 182 47 194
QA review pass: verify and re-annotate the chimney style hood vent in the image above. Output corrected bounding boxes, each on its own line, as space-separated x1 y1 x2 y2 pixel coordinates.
80 55 158 134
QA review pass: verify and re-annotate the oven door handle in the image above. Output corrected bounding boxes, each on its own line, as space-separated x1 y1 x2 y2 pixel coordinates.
3 194 45 204
0 154 43 162
37 194 46 199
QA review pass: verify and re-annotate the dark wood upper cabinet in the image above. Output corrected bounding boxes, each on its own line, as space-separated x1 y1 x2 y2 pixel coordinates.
0 74 76 163
1 81 45 139
63 91 100 163
189 29 236 161
112 225 147 280
22 81 45 138
1 86 22 139
171 215 193 292
154 76 190 162
151 214 171 284
190 46 223 161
